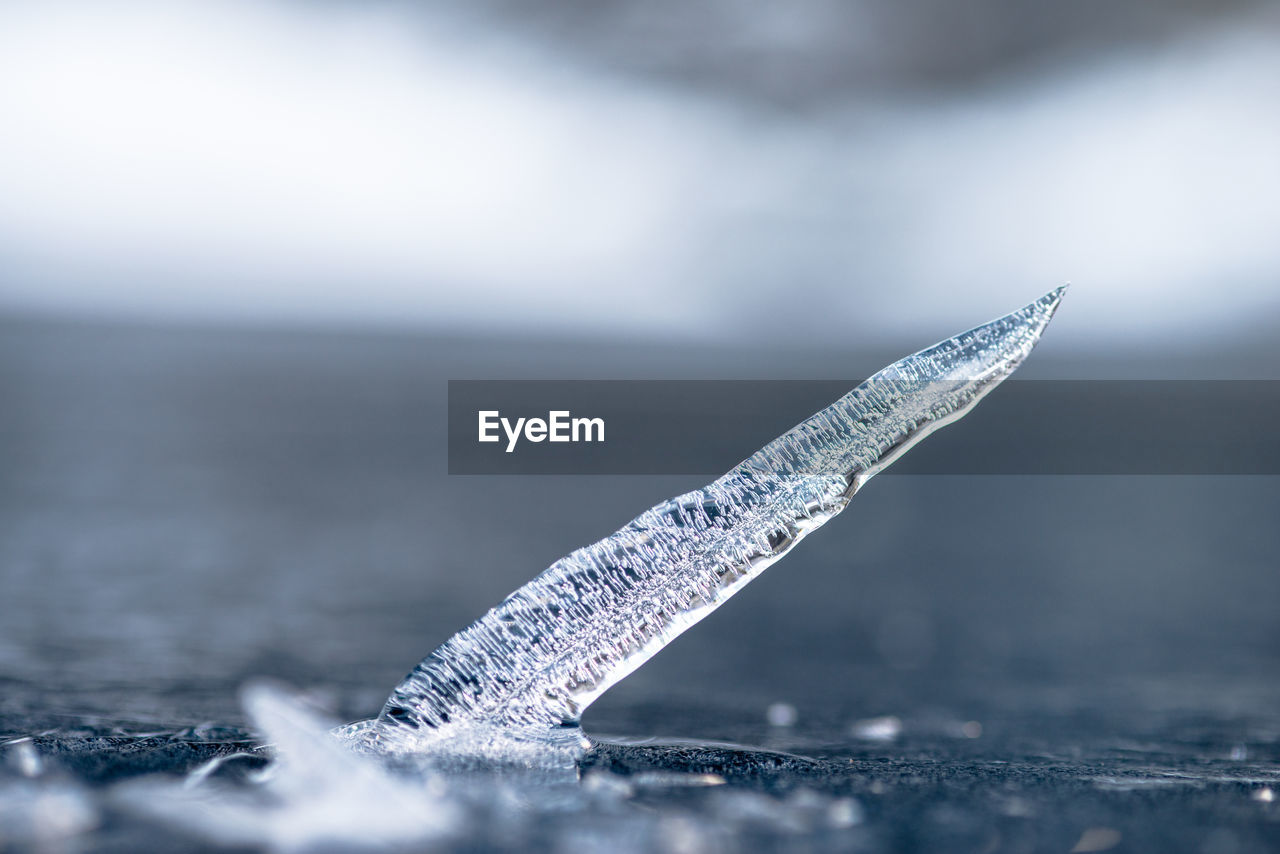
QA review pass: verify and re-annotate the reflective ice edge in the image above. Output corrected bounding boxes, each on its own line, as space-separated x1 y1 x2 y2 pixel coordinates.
349 287 1065 755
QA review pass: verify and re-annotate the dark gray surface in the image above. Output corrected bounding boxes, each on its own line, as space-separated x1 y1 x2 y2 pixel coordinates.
1 318 1277 851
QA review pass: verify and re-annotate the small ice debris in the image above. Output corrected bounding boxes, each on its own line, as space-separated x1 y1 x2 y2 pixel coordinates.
1254 787 1275 803
852 715 903 742
123 682 460 851
3 737 43 777
0 780 98 846
1090 775 1181 791
766 702 798 728
710 787 853 835
581 770 636 798
1230 744 1248 760
960 720 983 739
183 751 263 790
1070 826 1122 853
658 815 710 854
826 797 864 829
631 771 727 788
352 289 1065 754
998 796 1034 818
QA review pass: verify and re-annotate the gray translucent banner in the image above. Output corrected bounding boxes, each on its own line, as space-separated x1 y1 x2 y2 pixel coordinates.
447 380 1280 475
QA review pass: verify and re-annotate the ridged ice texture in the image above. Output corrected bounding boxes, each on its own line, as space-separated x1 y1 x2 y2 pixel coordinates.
359 289 1064 750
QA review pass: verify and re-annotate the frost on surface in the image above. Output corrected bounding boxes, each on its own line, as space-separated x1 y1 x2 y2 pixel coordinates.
122 683 462 851
121 684 871 853
351 289 1065 754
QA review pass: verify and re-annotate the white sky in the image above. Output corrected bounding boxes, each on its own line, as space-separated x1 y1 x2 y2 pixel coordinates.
1 1 1277 349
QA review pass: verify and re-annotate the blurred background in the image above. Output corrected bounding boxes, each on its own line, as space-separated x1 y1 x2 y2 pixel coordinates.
1 0 1278 782
2 0 1279 352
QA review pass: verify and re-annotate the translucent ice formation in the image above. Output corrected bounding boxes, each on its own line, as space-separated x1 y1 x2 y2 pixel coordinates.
122 683 463 850
346 289 1065 753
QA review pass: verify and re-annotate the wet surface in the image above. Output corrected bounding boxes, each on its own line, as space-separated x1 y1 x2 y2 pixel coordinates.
1 319 1278 851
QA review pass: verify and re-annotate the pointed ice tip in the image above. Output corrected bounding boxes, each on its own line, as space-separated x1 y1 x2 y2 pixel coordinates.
1005 285 1066 344
1033 285 1067 322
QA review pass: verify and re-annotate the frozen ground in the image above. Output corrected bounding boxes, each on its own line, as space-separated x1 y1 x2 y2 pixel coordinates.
1 319 1278 851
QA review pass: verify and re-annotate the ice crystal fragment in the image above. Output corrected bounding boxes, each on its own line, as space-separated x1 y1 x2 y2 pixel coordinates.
124 683 461 851
350 289 1064 753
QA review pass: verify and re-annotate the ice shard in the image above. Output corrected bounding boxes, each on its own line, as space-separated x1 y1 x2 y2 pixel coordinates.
350 289 1065 752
